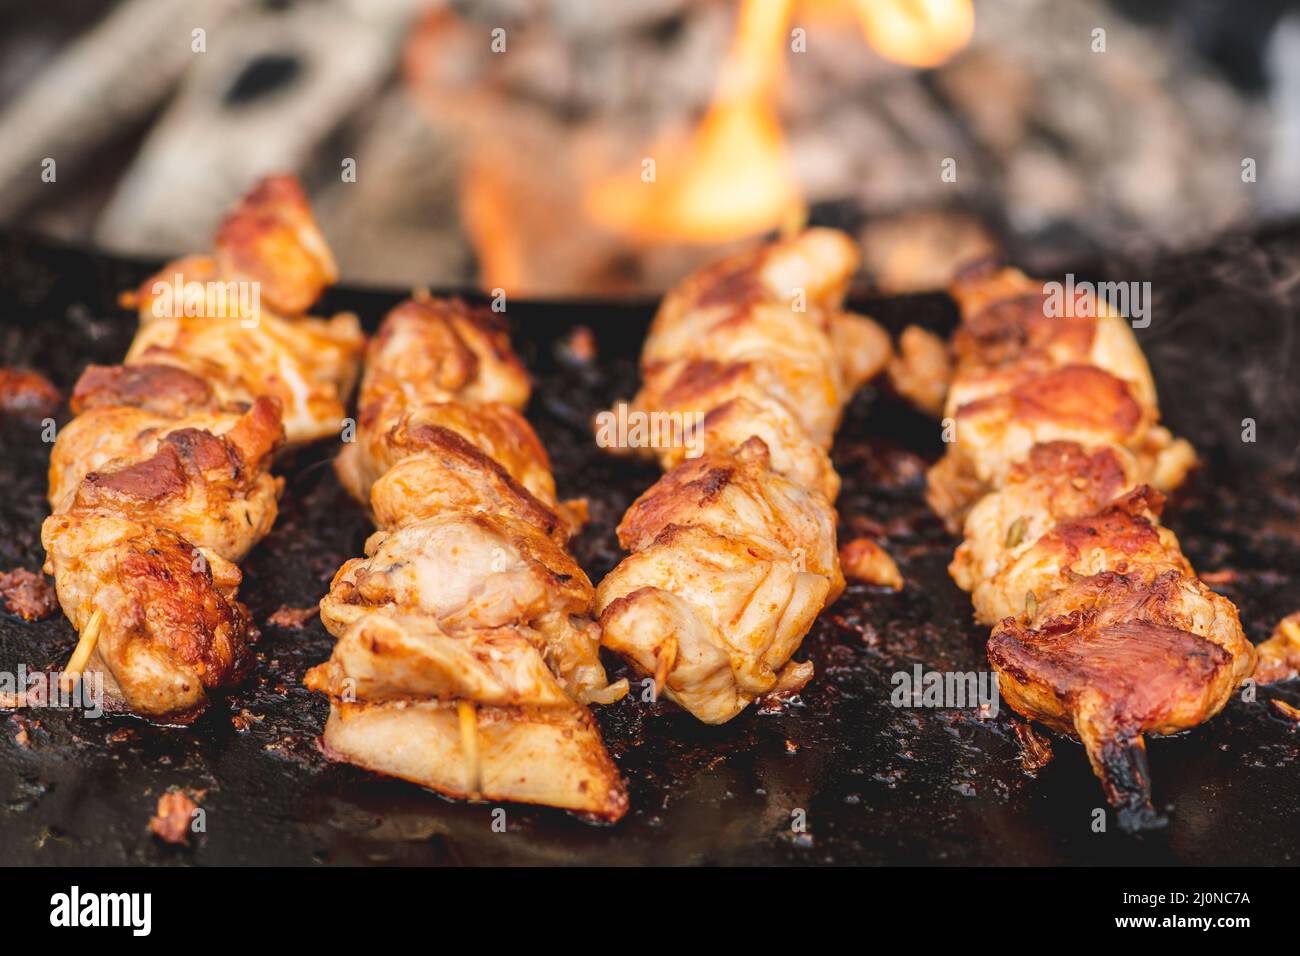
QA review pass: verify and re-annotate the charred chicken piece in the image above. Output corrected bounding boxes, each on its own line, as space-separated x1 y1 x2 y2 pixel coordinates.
338 407 567 541
40 176 357 721
350 297 530 416
307 297 627 820
41 514 252 722
126 305 361 450
928 263 1255 829
596 229 892 723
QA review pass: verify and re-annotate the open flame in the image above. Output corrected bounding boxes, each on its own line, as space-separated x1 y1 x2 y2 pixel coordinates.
584 0 801 244
583 0 974 245
853 0 974 68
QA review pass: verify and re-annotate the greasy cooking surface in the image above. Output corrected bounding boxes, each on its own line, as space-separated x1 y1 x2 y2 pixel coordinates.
0 232 1297 865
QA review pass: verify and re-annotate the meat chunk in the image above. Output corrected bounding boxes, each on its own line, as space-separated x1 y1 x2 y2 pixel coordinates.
598 524 832 723
839 537 904 590
42 514 252 721
320 513 609 703
1256 612 1300 684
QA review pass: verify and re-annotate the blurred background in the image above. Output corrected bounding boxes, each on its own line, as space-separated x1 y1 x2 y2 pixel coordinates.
1 0 1298 296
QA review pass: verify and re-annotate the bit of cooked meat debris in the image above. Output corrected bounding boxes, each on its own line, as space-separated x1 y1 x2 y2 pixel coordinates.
561 325 598 364
148 790 201 845
887 325 951 418
1257 611 1300 684
1199 569 1238 585
1269 699 1300 723
266 605 318 629
1012 719 1054 773
0 368 60 420
0 569 58 621
839 537 905 590
231 708 264 731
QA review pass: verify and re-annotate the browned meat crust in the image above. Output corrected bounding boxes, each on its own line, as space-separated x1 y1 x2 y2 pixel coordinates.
838 537 905 590
71 364 214 417
266 605 318 629
212 175 338 317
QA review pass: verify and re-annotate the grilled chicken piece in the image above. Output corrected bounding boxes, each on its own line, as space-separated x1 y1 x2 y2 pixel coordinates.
41 514 251 722
334 296 567 533
123 175 363 448
307 614 573 707
319 513 608 702
351 297 530 416
596 229 892 723
213 175 340 316
620 229 890 494
127 306 361 449
887 325 951 418
615 438 844 600
991 567 1251 829
601 525 832 724
928 263 1255 829
40 176 358 722
930 262 1195 531
316 698 627 821
53 398 283 565
307 297 627 820
0 367 60 420
657 394 840 503
337 405 564 538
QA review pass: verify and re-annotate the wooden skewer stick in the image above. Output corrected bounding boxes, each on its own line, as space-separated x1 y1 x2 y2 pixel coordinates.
456 700 481 800
61 607 105 693
652 634 678 699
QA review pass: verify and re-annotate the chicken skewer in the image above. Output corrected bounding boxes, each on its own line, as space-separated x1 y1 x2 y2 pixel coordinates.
596 229 892 723
42 176 363 722
928 260 1256 829
306 297 630 821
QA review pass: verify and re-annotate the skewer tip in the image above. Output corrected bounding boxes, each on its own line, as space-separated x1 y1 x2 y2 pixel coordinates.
456 699 481 799
61 607 106 694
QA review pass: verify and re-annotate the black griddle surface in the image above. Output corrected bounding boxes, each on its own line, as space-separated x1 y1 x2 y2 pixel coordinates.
0 230 1297 866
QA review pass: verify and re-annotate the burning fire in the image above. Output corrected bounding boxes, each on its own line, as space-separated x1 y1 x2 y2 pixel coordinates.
585 0 975 245
585 0 801 244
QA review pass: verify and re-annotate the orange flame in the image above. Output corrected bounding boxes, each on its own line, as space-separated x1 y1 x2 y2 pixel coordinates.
852 0 974 68
584 0 973 246
584 0 802 244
